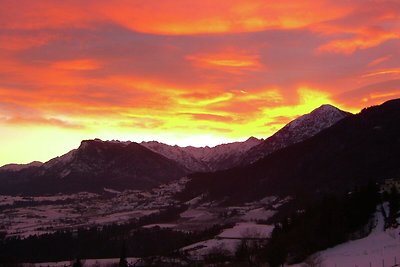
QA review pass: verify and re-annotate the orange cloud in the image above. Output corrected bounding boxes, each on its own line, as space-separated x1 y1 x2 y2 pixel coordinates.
361 69 400 78
187 52 263 71
182 113 235 123
3 116 84 129
52 59 103 71
0 0 348 34
367 55 392 67
335 79 400 109
317 30 399 54
0 33 58 51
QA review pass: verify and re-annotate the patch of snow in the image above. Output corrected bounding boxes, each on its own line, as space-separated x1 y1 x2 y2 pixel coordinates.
185 195 203 206
182 238 241 256
180 209 215 221
218 223 274 239
103 187 121 194
59 168 71 178
43 149 77 169
242 208 276 221
258 196 278 205
90 210 158 225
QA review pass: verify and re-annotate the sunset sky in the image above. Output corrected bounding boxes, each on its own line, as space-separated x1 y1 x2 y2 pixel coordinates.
1 0 400 166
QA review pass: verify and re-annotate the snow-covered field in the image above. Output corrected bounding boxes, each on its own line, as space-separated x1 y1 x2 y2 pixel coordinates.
182 237 241 256
0 178 189 238
218 222 274 239
241 207 276 221
180 208 215 221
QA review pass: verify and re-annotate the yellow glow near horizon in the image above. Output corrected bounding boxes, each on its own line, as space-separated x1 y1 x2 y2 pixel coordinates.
1 0 399 166
0 87 355 166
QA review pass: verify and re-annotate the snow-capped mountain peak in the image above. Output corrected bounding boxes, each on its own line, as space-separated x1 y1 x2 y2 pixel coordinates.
241 104 351 165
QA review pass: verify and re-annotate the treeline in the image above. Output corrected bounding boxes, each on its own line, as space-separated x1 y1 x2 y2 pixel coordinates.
0 204 225 264
263 182 380 266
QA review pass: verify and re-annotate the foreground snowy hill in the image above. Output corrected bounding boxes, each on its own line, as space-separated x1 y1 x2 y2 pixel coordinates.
291 206 400 267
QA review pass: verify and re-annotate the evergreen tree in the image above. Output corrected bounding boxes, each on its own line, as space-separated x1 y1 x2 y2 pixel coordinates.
387 186 400 227
119 241 128 267
72 257 82 267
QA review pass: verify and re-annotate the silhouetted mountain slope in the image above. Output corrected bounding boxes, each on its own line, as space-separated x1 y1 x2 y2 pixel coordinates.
0 140 187 195
182 99 400 204
240 104 351 165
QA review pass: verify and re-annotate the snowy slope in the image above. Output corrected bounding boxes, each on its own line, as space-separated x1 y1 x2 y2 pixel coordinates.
142 137 263 172
242 104 351 165
291 206 400 267
140 141 208 172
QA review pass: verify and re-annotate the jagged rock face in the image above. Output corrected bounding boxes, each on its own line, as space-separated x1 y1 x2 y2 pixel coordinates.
142 137 263 172
241 104 351 165
140 141 208 172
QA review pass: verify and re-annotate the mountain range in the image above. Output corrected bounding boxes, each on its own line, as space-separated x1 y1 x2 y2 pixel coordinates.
181 99 400 204
143 104 349 171
0 102 382 196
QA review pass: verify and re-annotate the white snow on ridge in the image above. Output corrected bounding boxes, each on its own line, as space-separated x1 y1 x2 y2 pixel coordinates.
43 149 77 169
142 137 263 172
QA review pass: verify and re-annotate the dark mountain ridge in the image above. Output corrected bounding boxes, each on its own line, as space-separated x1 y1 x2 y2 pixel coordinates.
181 99 400 204
0 139 187 195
